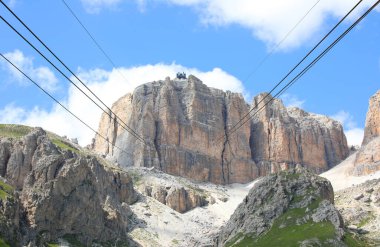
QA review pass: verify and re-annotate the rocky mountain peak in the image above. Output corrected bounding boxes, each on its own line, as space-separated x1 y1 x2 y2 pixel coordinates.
93 76 349 184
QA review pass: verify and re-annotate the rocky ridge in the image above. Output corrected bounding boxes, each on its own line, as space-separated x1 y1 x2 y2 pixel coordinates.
0 125 137 246
94 76 349 184
214 167 349 247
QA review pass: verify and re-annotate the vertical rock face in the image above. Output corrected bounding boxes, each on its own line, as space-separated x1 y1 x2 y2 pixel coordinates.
250 93 349 174
95 76 256 184
94 76 349 184
362 90 380 145
353 90 380 175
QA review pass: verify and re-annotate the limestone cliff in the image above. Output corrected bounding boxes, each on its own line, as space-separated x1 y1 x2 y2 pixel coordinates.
94 76 349 184
362 90 380 145
251 93 349 174
353 90 380 175
95 76 255 184
0 126 137 246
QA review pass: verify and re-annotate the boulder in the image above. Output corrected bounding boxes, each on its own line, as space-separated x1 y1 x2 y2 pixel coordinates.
214 168 345 246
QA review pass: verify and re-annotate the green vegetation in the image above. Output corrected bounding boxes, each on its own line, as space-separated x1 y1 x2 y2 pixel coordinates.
0 241 9 247
171 239 179 245
47 238 130 247
0 180 13 200
227 196 340 247
51 138 79 154
62 234 85 247
357 213 375 228
0 237 10 247
46 243 59 247
342 233 370 247
101 241 129 247
281 171 300 180
128 170 143 185
228 221 335 247
0 124 32 139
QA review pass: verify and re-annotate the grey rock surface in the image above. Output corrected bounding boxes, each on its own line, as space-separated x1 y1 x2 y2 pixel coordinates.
335 178 380 245
0 127 137 246
214 168 345 246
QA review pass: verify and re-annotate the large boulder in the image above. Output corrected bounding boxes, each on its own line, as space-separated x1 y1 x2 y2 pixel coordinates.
214 168 346 247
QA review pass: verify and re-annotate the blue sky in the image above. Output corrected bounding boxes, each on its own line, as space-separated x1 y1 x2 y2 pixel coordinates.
0 0 379 146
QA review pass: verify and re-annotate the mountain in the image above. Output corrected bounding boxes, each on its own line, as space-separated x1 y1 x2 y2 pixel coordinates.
93 75 349 184
0 125 137 246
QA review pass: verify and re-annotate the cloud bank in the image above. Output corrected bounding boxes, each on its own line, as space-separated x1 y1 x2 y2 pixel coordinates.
81 0 377 49
331 110 364 147
0 50 59 93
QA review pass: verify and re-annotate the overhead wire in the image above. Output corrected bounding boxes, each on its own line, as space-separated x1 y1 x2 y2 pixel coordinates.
221 0 380 142
242 0 322 83
0 52 134 157
214 0 365 144
60 0 131 85
0 15 146 146
0 0 148 146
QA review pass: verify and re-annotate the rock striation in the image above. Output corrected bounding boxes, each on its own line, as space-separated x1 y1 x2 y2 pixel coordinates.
94 76 349 184
0 126 137 246
214 167 346 246
353 90 380 176
251 93 349 174
362 90 380 145
353 137 380 175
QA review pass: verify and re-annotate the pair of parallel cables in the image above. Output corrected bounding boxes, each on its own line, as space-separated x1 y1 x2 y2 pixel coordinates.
1 0 379 152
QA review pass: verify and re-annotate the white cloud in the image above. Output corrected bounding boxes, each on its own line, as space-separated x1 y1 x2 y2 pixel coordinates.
7 0 16 7
331 110 357 130
0 63 246 146
280 93 305 108
345 128 365 147
81 0 124 13
331 110 364 146
79 0 378 48
161 0 377 50
0 50 59 93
